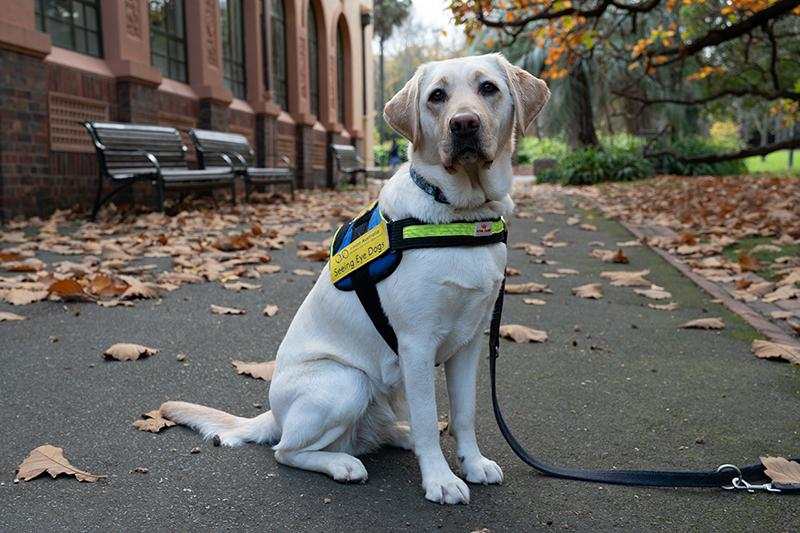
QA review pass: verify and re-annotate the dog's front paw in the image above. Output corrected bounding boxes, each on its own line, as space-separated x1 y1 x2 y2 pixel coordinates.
423 470 470 505
462 456 503 485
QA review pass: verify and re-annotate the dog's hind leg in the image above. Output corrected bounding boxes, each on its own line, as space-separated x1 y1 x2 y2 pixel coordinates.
269 360 372 483
160 401 280 447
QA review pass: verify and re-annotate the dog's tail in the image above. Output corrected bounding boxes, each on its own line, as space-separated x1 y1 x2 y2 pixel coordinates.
160 401 280 447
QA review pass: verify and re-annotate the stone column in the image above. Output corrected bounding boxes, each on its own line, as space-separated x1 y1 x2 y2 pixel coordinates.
185 0 232 130
103 0 162 124
0 2 51 220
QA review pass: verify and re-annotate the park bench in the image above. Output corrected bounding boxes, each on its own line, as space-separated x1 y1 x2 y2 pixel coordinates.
84 121 236 218
189 129 295 200
330 144 389 186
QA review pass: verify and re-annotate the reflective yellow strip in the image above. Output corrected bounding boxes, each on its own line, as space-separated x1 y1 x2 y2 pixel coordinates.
402 220 505 239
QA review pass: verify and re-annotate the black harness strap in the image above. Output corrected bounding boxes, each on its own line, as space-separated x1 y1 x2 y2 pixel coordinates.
488 279 799 492
348 211 399 355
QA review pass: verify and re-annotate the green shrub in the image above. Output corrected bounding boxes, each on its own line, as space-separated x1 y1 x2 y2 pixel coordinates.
538 145 654 185
651 137 747 176
517 137 568 164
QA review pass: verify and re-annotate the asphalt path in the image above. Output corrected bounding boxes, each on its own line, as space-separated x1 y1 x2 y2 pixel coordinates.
1 191 798 531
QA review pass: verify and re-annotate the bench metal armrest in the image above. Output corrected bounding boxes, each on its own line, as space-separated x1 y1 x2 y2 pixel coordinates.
279 155 293 169
217 152 237 173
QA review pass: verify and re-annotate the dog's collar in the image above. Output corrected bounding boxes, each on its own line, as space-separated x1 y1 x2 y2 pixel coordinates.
410 167 450 205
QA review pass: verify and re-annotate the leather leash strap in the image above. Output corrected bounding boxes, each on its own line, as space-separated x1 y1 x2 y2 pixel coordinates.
488 279 799 493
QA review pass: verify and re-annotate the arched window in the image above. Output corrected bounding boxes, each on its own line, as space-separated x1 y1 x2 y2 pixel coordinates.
307 4 320 119
271 0 288 110
336 21 346 125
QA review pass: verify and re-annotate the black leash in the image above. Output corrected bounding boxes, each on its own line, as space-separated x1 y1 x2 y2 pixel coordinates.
488 279 799 493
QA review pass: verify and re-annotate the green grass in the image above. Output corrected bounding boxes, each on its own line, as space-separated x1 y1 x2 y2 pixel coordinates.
744 150 800 175
722 236 800 280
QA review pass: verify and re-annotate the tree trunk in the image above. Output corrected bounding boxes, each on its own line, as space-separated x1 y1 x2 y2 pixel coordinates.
566 61 599 149
378 36 386 142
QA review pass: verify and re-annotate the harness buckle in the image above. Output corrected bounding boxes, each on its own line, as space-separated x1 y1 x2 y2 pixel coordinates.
717 464 781 493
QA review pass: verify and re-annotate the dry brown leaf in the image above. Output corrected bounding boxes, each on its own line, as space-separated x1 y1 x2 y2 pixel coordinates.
499 324 548 343
634 288 672 300
600 270 651 287
0 311 26 321
211 304 246 315
738 252 761 273
262 304 279 317
579 223 597 232
648 302 678 311
297 248 329 262
214 233 253 252
557 268 579 275
223 281 262 292
763 285 800 303
611 249 629 264
572 283 603 299
48 278 94 302
133 409 176 433
760 456 800 487
751 340 800 364
232 360 276 381
97 299 134 308
523 298 546 306
256 264 282 274
15 444 104 483
3 288 49 305
119 276 160 300
292 269 315 276
0 251 23 262
88 274 128 297
103 343 159 361
505 266 521 276
680 317 725 330
505 282 551 294
541 272 562 279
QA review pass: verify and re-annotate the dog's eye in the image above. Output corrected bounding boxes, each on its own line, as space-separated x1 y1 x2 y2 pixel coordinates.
428 89 447 103
479 81 499 96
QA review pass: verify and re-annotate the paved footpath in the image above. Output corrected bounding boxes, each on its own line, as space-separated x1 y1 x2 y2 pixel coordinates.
1 188 798 532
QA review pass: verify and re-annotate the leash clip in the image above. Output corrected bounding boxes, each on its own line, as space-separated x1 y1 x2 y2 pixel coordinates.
717 464 781 493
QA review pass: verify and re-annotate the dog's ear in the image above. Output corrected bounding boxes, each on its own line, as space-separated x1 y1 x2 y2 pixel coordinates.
383 66 424 146
496 54 550 135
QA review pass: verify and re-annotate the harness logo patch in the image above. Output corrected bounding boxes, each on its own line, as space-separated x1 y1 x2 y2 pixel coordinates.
474 221 493 237
330 221 390 284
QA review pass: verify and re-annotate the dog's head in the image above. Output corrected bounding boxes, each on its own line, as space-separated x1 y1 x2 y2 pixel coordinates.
384 53 550 174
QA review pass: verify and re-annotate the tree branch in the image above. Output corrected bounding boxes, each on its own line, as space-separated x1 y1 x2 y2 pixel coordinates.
646 137 800 164
613 87 800 106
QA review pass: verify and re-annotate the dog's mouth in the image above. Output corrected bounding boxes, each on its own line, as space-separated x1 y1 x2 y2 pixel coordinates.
444 141 492 172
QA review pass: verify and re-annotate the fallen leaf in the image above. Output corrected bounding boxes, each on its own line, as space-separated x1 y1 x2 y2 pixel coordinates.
763 285 800 303
505 282 551 294
611 249 629 264
211 304 246 315
297 248 329 261
133 409 176 433
556 268 579 275
648 302 678 311
88 274 128 298
541 272 562 279
760 456 800 487
231 360 276 381
262 304 279 317
4 288 49 305
15 445 104 483
572 283 603 299
579 223 597 232
634 288 672 300
292 269 315 276
600 270 651 287
0 311 25 321
214 233 253 252
119 276 160 300
97 299 134 308
256 264 282 274
523 298 546 306
499 324 548 343
103 343 159 361
738 252 761 273
505 266 521 276
223 281 262 292
48 278 94 302
751 340 800 364
680 318 725 330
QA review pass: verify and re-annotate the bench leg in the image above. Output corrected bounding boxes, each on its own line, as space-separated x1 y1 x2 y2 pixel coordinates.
91 174 105 221
154 180 166 212
244 179 252 202
230 180 237 206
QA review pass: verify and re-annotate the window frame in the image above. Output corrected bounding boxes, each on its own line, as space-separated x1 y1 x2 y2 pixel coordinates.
336 23 346 125
149 0 188 83
220 0 247 100
307 3 320 119
270 0 289 110
35 0 103 58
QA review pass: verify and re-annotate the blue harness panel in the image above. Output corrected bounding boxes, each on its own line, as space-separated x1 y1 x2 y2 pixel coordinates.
331 205 401 291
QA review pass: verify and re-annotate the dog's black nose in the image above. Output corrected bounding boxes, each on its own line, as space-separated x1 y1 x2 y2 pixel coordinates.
449 113 480 136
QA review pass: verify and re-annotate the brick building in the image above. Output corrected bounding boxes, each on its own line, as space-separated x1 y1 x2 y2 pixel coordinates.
0 0 375 220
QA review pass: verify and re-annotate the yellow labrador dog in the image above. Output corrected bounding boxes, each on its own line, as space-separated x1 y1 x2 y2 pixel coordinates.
162 53 549 504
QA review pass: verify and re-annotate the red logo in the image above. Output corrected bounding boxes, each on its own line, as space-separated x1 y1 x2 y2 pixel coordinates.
474 221 492 236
